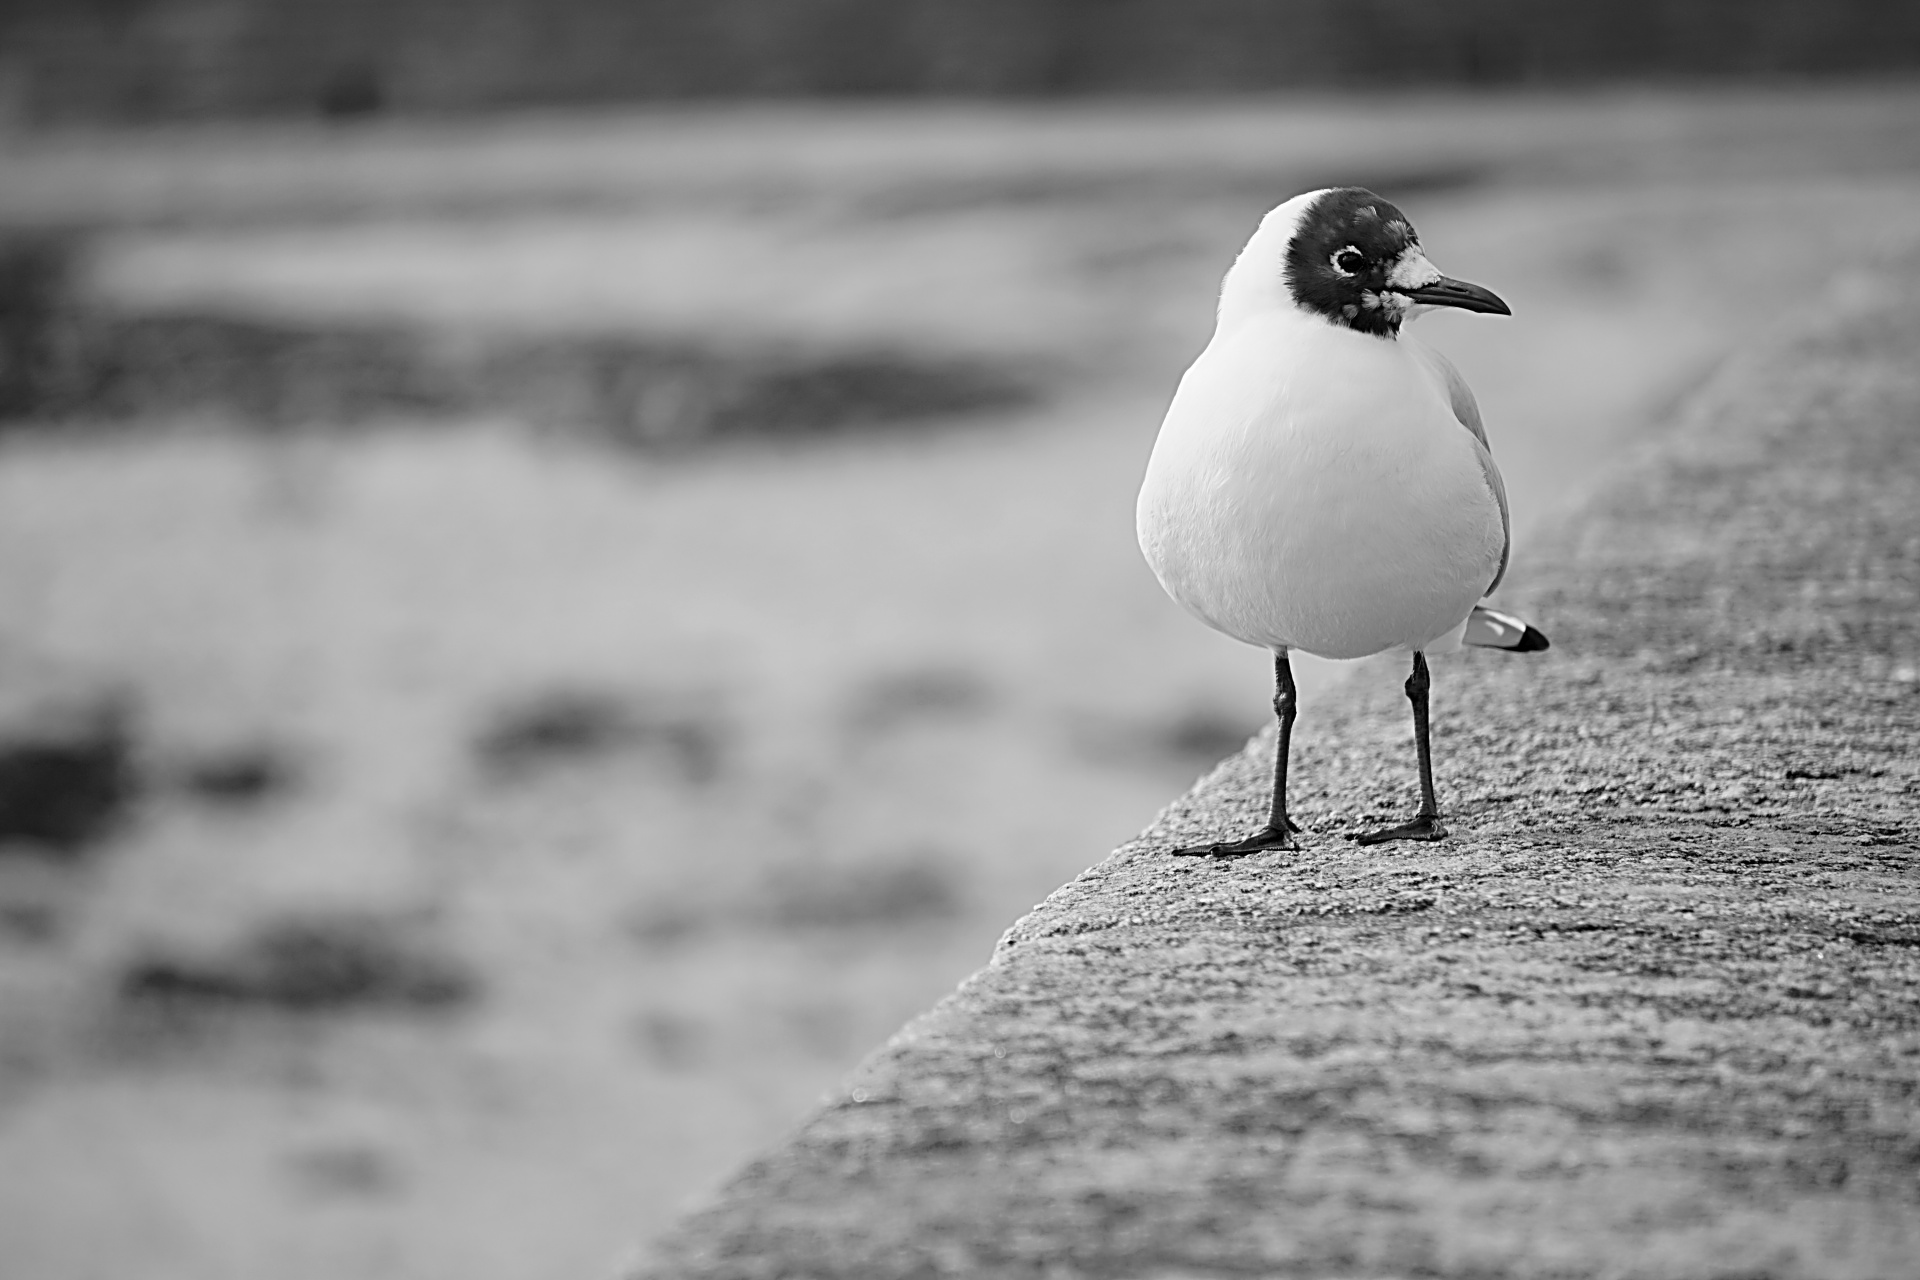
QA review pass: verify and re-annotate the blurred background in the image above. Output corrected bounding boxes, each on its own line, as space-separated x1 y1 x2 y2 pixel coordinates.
0 4 1917 1278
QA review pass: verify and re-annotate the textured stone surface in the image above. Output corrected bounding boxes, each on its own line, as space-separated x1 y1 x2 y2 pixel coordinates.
633 265 1920 1279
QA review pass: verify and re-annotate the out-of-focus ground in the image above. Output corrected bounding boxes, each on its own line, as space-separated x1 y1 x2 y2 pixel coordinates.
0 85 1917 1280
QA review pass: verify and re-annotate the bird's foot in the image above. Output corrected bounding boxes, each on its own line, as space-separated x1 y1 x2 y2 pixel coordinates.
1171 822 1297 859
1353 813 1448 846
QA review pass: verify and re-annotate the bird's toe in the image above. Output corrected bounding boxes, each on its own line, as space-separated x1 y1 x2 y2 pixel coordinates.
1170 824 1298 858
1352 814 1448 845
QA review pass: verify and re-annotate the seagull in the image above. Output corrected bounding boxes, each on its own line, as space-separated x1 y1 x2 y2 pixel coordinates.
1136 187 1548 856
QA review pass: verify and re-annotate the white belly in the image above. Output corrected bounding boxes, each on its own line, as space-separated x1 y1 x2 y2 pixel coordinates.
1137 319 1504 659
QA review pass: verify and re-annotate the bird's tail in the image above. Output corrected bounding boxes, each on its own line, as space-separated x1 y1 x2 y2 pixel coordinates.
1463 605 1549 652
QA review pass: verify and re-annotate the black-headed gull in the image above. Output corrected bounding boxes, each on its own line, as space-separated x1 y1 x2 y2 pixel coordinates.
1137 187 1547 856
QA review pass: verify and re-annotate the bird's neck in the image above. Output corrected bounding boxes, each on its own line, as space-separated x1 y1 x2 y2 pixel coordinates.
1214 300 1403 346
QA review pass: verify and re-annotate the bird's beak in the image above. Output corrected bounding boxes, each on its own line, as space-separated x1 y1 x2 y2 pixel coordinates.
1401 276 1511 316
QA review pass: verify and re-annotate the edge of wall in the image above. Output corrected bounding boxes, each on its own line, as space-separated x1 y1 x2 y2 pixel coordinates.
630 260 1920 1280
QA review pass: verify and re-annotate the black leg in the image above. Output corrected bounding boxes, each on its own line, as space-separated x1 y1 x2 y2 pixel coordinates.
1355 651 1448 845
1268 651 1303 836
1173 651 1300 858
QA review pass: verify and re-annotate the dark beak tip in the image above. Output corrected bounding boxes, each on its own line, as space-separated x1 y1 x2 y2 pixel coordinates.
1406 275 1510 317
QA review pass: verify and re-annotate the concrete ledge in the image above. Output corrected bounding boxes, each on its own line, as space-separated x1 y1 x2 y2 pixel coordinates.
633 265 1920 1279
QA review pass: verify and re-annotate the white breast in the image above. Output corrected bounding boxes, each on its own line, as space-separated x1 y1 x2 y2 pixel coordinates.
1136 312 1504 659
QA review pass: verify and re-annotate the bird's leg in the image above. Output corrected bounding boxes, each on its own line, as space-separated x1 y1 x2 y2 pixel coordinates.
1267 651 1304 836
1173 651 1300 858
1355 651 1449 845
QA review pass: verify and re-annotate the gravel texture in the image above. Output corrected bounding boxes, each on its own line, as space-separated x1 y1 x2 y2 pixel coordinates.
632 264 1920 1279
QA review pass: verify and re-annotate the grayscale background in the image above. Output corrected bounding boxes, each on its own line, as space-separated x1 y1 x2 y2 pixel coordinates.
0 5 1916 1277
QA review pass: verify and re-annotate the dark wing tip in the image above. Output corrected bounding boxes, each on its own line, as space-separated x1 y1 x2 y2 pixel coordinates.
1515 625 1550 653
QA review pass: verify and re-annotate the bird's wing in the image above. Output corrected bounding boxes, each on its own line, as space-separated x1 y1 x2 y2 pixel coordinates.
1414 342 1510 595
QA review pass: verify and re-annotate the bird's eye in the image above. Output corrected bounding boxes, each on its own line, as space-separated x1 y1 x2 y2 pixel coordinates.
1334 249 1368 275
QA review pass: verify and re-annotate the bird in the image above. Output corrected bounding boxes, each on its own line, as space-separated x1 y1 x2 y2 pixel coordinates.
1136 186 1548 856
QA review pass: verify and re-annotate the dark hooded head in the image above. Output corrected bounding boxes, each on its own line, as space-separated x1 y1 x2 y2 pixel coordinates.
1282 187 1510 337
